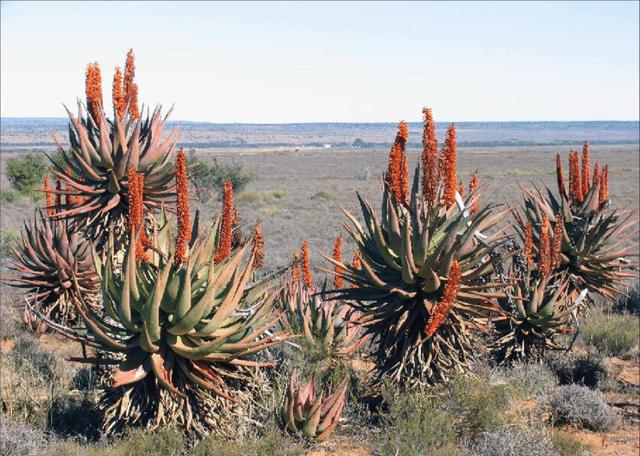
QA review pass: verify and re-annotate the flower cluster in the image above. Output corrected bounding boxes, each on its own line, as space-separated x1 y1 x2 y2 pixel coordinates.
175 149 191 264
424 261 461 338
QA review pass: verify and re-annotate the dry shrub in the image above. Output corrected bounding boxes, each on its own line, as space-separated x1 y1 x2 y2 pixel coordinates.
540 384 620 431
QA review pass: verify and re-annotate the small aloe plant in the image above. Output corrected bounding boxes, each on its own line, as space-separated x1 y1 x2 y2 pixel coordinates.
280 369 349 441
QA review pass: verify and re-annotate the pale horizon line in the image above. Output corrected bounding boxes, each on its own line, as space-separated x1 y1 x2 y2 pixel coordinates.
2 116 639 124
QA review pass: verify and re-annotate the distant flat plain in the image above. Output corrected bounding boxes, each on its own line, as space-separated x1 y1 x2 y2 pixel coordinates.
2 141 637 272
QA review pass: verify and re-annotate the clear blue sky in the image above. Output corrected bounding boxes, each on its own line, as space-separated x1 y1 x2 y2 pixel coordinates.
1 1 638 122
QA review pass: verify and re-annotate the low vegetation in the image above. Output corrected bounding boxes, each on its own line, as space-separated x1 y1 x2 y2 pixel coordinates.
579 308 640 358
5 153 47 193
187 150 254 202
541 384 620 432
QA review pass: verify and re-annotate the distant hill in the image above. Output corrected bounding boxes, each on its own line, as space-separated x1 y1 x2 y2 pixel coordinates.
1 118 638 149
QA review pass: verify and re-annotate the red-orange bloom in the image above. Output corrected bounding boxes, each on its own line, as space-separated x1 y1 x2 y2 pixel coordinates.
112 66 125 119
524 221 533 267
424 260 460 338
592 162 601 187
252 219 264 268
398 120 409 144
43 176 54 217
85 63 103 126
55 179 62 208
301 240 314 289
127 167 149 262
175 149 191 264
442 123 457 207
458 182 465 198
123 50 135 107
214 180 234 263
332 235 344 289
556 153 567 198
387 143 402 203
64 166 77 206
468 171 479 213
598 165 608 204
551 214 564 270
569 150 583 203
129 83 140 120
421 107 438 202
400 149 409 204
581 141 590 195
291 250 300 284
351 251 361 288
538 216 552 276
387 121 410 204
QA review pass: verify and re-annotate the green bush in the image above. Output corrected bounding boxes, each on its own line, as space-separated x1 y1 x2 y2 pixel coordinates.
6 154 47 193
1 227 19 257
550 430 589 456
258 204 279 216
186 151 253 202
492 362 558 399
267 189 288 199
378 374 514 455
580 308 639 358
311 190 333 200
0 189 19 203
193 426 303 456
378 387 458 456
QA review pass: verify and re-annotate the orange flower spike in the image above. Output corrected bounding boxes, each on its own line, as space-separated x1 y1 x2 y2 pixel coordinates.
85 63 103 126
400 149 410 204
442 123 458 207
123 49 135 100
127 167 148 262
174 149 191 264
43 176 54 217
523 221 533 267
301 240 314 289
129 83 140 120
112 67 125 119
332 235 345 289
64 166 77 206
214 181 234 263
567 151 576 199
598 165 608 204
351 251 362 289
592 162 601 187
569 151 584 203
581 141 590 195
387 121 410 204
252 219 265 269
386 143 403 203
424 260 461 338
458 182 465 198
291 250 300 284
538 216 552 276
551 214 564 270
555 153 567 198
421 107 438 202
468 172 479 213
397 120 409 144
54 179 62 208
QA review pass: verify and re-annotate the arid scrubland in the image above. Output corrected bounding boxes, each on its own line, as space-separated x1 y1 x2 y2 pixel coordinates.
0 50 638 456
